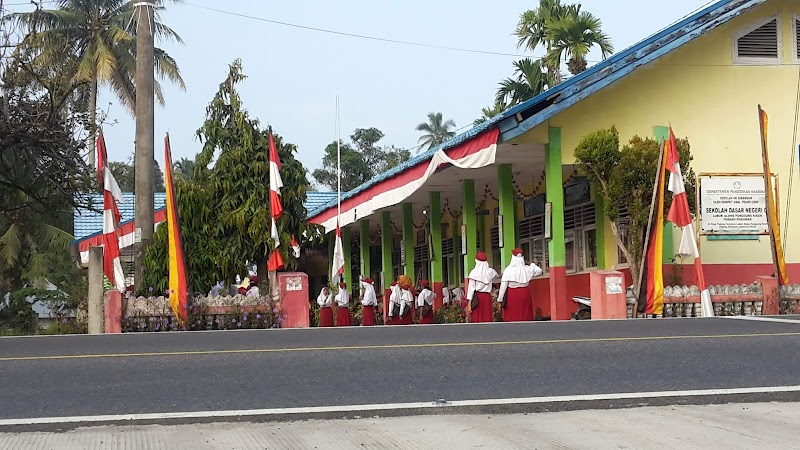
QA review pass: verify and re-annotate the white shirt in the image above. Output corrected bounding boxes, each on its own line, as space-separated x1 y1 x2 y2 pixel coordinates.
467 261 499 301
246 286 260 297
416 288 435 307
498 255 543 303
335 288 350 308
316 290 333 307
388 285 401 317
442 287 451 304
361 282 377 306
399 288 414 316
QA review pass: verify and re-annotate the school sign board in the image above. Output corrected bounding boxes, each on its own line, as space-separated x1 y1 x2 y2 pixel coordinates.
699 174 777 235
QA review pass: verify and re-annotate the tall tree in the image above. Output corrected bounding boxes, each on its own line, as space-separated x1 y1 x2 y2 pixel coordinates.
173 156 196 179
415 112 456 153
474 102 507 126
544 8 613 75
140 60 316 293
312 128 411 192
514 0 575 84
495 58 552 107
9 0 185 166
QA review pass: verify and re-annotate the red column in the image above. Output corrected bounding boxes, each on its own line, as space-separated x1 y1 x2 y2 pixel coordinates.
549 267 571 320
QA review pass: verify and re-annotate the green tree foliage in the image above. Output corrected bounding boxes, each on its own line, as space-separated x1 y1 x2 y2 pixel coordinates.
312 127 412 192
495 58 552 107
139 60 317 294
544 7 613 75
172 156 197 179
8 0 185 137
416 112 456 153
574 127 695 297
108 158 165 192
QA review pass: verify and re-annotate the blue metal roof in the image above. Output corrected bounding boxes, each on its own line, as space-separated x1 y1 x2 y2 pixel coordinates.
73 193 167 240
305 191 338 212
306 0 762 220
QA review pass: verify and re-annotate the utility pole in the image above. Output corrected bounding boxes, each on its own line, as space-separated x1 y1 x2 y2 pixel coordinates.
133 1 155 290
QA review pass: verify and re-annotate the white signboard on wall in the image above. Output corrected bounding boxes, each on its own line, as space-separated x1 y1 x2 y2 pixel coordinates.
699 175 776 234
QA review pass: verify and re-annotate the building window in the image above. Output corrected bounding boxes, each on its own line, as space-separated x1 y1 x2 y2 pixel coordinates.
564 201 596 273
583 226 598 270
518 215 548 274
733 16 781 64
616 206 631 267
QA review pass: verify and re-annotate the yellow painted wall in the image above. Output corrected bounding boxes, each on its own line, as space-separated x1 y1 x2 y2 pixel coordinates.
517 0 800 267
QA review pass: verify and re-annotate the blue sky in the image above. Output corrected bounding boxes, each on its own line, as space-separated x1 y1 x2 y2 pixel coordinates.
9 0 712 182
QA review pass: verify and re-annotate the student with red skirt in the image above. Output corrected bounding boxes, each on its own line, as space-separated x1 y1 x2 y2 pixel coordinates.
497 248 543 322
316 286 334 327
335 282 352 327
416 280 435 324
397 275 415 325
360 278 377 326
466 251 499 323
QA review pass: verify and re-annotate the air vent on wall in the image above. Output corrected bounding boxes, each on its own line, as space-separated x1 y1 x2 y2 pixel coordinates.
735 18 779 60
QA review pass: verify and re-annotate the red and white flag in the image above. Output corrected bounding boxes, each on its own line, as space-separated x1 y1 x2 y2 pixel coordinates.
664 127 713 316
267 131 284 272
291 235 300 258
331 225 345 283
97 131 126 293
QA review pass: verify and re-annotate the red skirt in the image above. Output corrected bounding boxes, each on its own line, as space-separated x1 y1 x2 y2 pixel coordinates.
503 287 533 322
319 307 334 327
399 304 414 325
336 307 352 327
362 305 376 326
470 292 494 323
419 306 434 324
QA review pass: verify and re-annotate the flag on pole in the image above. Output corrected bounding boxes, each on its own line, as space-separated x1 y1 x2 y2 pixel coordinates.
331 225 345 284
664 127 713 317
291 235 300 258
267 130 285 272
638 140 668 316
97 130 126 293
758 106 789 286
164 133 189 323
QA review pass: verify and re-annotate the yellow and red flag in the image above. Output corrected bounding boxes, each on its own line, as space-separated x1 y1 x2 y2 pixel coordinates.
164 133 188 323
638 141 668 316
758 106 789 285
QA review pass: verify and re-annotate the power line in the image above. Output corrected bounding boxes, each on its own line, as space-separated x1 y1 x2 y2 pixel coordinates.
182 2 532 59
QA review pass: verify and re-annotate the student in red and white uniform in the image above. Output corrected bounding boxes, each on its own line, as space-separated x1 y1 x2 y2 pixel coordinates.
317 286 334 327
387 282 401 325
361 278 377 326
335 282 352 327
497 248 543 322
398 276 415 325
416 280 436 324
466 251 499 323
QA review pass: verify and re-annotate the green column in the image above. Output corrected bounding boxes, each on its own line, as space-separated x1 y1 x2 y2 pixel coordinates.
429 192 443 284
653 125 674 264
360 220 371 280
342 226 352 287
545 128 565 268
498 164 517 267
546 127 570 320
381 212 393 291
462 180 477 275
402 203 415 281
594 193 606 270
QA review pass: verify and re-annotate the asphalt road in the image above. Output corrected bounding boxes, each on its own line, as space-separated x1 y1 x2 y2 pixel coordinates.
1 317 799 423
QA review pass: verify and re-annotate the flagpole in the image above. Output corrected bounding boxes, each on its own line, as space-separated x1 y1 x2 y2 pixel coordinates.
336 96 341 222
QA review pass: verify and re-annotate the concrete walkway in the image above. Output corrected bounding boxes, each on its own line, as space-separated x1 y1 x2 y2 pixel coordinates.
1 402 796 449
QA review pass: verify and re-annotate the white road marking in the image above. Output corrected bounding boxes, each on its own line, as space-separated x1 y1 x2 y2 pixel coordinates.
723 316 800 325
1 385 799 427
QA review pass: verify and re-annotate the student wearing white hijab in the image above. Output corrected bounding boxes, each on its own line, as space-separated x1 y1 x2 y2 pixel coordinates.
317 286 334 327
416 280 436 324
387 282 401 325
335 282 352 327
498 248 543 322
360 278 377 326
442 286 452 305
466 251 499 323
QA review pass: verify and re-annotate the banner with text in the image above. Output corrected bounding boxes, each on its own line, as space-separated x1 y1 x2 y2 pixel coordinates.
700 175 777 234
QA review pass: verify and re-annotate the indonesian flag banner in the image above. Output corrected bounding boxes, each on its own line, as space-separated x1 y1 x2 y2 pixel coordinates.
664 127 713 317
96 130 126 293
164 134 189 323
267 130 285 273
331 225 345 284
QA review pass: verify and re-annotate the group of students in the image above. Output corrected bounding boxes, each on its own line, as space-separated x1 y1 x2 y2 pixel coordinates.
315 247 542 327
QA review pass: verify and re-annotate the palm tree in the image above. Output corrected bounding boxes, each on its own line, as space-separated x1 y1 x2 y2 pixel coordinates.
473 102 507 126
173 156 196 179
545 9 613 75
415 112 456 153
9 0 185 166
495 58 553 107
514 0 575 84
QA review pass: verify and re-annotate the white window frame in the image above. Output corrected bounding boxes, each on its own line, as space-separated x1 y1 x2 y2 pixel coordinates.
732 14 782 65
581 225 598 271
564 231 577 274
792 13 800 63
